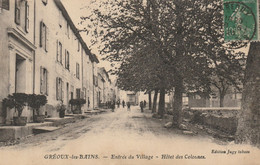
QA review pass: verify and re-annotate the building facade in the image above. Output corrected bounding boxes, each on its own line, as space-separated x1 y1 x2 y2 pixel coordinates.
0 0 99 124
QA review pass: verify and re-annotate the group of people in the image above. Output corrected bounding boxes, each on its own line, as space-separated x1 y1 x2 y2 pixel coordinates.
109 100 132 112
109 99 147 113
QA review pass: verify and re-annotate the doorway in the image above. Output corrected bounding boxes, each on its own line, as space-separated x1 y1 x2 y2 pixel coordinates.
15 55 26 93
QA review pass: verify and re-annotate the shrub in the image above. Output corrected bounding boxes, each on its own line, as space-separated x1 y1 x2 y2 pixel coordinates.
2 93 28 117
27 94 47 115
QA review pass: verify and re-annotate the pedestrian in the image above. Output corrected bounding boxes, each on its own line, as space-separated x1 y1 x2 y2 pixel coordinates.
88 97 90 108
144 100 147 108
140 101 144 113
122 100 125 108
111 100 115 112
127 102 131 111
117 100 120 108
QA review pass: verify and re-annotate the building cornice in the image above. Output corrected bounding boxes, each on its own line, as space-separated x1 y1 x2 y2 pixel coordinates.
7 28 37 51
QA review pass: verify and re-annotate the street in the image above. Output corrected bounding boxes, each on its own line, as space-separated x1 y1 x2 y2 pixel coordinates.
0 106 259 165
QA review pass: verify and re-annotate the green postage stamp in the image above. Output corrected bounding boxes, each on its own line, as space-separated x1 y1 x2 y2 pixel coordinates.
224 0 258 41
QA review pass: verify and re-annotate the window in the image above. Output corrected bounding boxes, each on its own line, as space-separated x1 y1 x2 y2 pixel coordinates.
15 0 20 25
56 77 63 100
40 67 48 95
42 0 47 5
1 0 10 11
40 21 48 52
70 85 74 100
25 1 29 32
77 40 80 52
76 63 80 79
94 76 98 86
58 11 62 27
65 50 70 70
66 23 70 38
56 41 62 64
76 88 81 99
83 87 86 99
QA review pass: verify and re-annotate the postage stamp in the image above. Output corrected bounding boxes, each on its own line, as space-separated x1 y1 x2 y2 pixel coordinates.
224 0 258 42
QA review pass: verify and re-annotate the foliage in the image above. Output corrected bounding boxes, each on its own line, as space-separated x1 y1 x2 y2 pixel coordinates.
82 0 246 123
27 94 47 115
69 99 86 106
2 93 28 117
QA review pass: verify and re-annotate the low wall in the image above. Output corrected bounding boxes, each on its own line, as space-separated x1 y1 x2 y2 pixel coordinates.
183 108 240 135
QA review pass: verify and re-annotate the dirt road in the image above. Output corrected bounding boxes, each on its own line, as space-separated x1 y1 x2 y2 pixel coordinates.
0 106 259 165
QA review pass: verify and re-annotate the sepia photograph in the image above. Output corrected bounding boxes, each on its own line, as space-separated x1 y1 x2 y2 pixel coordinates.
0 0 259 165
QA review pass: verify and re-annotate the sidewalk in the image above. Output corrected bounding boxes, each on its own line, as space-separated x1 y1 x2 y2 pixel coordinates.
0 109 109 142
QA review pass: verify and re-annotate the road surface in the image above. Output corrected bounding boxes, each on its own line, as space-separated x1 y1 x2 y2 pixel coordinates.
0 106 259 165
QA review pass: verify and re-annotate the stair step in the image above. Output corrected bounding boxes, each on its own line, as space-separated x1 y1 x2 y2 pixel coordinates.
33 126 60 134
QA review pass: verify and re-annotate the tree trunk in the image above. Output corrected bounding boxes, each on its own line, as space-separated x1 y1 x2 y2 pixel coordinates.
158 88 165 117
219 92 225 107
152 89 159 113
148 91 152 110
236 42 260 147
172 77 183 127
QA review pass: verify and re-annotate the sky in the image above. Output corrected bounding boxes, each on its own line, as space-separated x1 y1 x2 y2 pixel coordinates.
62 0 116 80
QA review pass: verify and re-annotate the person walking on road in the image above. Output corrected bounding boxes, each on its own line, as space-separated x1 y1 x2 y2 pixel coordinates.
111 100 115 112
140 101 144 113
117 100 120 108
144 100 147 108
127 102 131 111
122 100 125 108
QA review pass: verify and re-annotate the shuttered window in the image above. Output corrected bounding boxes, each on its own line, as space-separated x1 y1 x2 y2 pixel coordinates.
40 67 48 95
65 50 70 70
25 1 29 32
56 41 62 64
56 77 63 100
15 0 20 25
76 88 81 99
76 63 80 79
40 21 48 52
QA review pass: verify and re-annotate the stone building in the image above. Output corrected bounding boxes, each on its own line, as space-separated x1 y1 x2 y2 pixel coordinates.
0 0 99 124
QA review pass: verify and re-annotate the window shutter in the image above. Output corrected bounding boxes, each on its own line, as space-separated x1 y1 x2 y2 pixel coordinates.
15 0 20 25
68 52 70 70
61 80 64 101
40 21 43 47
40 66 43 93
56 40 59 61
2 0 10 10
56 77 59 100
60 43 62 65
46 70 49 96
81 91 84 99
65 50 67 68
25 1 29 32
45 26 49 52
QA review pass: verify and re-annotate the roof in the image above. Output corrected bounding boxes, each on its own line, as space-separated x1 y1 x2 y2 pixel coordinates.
54 0 99 63
98 67 110 81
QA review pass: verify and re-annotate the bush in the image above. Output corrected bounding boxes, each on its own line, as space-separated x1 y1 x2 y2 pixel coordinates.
27 94 47 115
69 99 86 114
3 93 28 117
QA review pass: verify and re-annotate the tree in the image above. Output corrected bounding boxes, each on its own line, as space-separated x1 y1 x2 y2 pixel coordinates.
236 42 260 147
152 89 159 113
82 0 246 126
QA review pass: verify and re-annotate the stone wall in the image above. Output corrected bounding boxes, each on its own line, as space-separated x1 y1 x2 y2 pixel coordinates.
183 108 239 135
